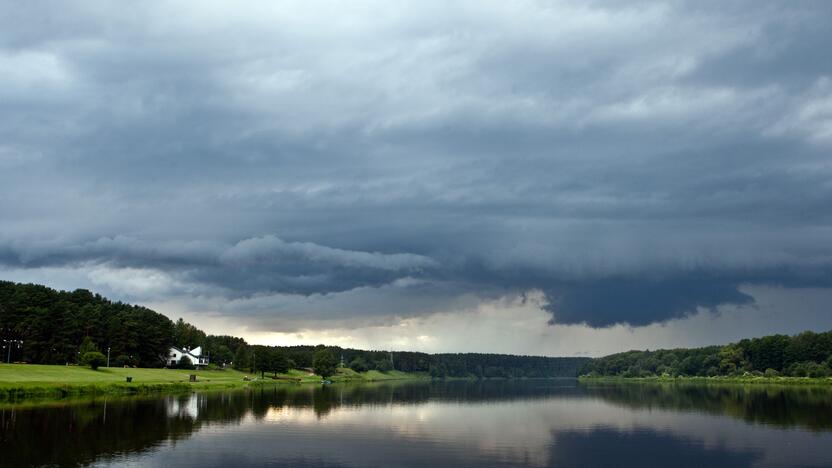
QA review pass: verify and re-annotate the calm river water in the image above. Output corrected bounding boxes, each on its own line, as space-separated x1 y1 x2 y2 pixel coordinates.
3 379 832 467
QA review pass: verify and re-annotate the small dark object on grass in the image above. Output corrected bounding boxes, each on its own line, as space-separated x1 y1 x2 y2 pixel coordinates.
189 374 197 382
126 376 132 383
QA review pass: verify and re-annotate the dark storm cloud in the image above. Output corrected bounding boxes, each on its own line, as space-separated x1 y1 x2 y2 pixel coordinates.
1 0 832 328
545 277 755 328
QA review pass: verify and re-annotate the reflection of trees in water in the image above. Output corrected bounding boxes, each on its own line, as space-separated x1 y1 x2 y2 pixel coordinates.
1 397 196 466
1 390 274 466
1 380 584 465
247 380 586 418
11 380 828 466
583 382 832 431
244 382 429 418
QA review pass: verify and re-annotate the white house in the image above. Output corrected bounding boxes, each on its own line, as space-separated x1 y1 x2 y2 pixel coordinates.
168 346 209 367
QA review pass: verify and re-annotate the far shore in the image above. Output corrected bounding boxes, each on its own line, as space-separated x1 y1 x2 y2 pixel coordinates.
579 375 832 386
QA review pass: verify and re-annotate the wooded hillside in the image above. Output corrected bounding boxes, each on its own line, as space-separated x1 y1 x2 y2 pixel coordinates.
0 281 588 377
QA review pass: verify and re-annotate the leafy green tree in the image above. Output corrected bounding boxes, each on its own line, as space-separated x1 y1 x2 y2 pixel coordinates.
271 350 289 375
82 351 107 370
256 348 290 377
313 348 337 380
718 345 745 375
740 335 788 371
252 346 267 377
77 337 99 363
172 318 206 349
212 345 233 367
204 335 248 366
78 336 98 354
807 362 830 378
233 345 251 372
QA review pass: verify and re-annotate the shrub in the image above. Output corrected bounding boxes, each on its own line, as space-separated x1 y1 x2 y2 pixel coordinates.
806 362 830 378
177 355 196 370
77 337 99 364
785 361 829 377
764 368 780 378
82 351 107 370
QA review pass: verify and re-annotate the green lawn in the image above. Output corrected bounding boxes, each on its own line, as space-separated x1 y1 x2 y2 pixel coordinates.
0 363 427 400
0 364 256 399
0 363 251 385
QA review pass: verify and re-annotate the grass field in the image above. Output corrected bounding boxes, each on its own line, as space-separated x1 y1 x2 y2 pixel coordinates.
0 363 427 400
0 364 250 385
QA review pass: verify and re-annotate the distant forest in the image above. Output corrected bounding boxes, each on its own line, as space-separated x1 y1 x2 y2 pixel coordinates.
582 331 832 378
0 281 588 378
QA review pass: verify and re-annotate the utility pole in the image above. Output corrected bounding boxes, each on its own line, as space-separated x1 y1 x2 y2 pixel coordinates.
107 347 111 368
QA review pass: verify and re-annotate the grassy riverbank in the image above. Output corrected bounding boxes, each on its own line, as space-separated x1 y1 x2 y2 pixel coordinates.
579 375 832 386
0 363 428 400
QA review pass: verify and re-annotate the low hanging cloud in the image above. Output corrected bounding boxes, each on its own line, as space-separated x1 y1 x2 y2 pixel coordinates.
220 235 437 271
543 277 755 328
1 1 832 333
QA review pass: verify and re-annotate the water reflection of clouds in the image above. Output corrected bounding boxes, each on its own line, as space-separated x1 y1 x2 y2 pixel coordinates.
21 383 826 467
178 396 832 468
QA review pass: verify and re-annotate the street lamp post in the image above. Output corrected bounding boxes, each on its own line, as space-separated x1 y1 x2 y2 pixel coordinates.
3 339 23 364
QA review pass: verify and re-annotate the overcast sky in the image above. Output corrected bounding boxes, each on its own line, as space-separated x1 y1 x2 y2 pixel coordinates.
2 1 832 356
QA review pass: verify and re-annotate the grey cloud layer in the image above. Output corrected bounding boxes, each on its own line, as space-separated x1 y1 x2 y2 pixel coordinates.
1 0 832 327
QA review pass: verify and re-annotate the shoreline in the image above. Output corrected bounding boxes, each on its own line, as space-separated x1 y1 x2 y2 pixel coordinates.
1 363 581 404
579 375 832 386
0 364 429 402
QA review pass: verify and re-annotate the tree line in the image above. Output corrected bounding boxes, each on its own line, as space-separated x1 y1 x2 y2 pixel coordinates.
0 281 173 367
582 330 832 378
228 344 588 379
0 281 588 377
